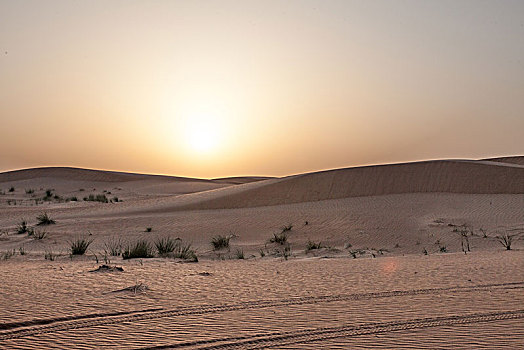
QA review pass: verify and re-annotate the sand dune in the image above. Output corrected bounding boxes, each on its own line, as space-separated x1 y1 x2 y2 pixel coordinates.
0 167 272 197
174 158 524 210
481 155 524 166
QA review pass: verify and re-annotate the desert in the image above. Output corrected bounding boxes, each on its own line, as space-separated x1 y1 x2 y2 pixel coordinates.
1 157 523 349
2 1 524 348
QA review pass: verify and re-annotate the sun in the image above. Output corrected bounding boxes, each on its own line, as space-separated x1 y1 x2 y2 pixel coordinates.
184 113 222 154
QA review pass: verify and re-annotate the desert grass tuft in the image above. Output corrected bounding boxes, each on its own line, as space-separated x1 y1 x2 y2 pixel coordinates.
211 235 230 250
154 236 178 256
305 240 322 252
83 194 109 203
173 242 198 262
269 232 287 245
36 212 55 225
31 229 48 240
122 239 155 259
69 237 94 255
17 220 29 234
235 248 245 259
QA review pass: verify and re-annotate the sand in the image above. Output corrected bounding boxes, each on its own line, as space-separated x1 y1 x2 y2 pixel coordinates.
0 157 523 349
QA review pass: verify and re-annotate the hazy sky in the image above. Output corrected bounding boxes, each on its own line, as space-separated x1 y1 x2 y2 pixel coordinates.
1 0 523 178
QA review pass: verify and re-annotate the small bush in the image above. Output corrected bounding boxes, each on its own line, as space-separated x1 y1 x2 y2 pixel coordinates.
173 242 198 262
122 239 154 259
68 196 78 202
112 197 119 202
439 245 447 253
155 236 178 255
83 194 109 203
145 227 152 232
36 212 55 225
269 232 287 245
8 186 15 192
211 235 230 250
70 237 93 255
25 189 34 194
18 246 26 255
17 220 28 234
305 240 322 252
31 230 48 240
496 233 517 250
235 249 245 259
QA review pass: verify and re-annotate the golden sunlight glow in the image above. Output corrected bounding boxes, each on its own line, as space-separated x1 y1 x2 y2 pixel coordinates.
184 111 223 154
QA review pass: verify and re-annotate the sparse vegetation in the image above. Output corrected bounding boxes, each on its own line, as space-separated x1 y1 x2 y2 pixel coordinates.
154 236 178 255
122 239 155 259
269 232 288 245
305 240 322 252
496 233 518 250
25 188 34 194
31 229 48 240
17 220 29 234
42 189 54 201
69 237 93 255
211 235 230 250
235 249 245 259
83 194 109 203
36 212 55 225
173 242 198 262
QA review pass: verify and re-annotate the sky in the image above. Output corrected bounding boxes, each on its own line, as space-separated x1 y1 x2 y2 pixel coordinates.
1 0 523 178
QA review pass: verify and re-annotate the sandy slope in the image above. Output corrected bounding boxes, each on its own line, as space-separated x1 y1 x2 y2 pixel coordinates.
0 157 523 349
482 155 524 166
0 252 523 349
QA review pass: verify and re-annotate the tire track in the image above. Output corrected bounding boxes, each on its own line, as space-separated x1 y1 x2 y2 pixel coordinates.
139 309 524 349
1 281 523 341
